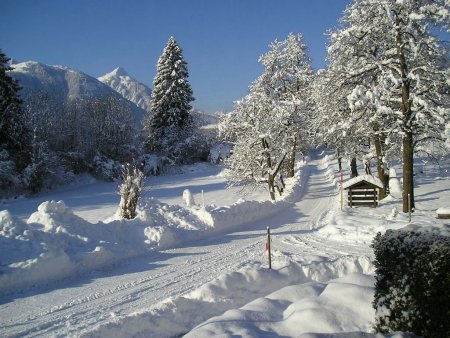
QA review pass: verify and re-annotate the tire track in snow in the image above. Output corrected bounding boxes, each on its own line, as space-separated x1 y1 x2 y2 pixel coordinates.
1 234 267 337
1 158 374 337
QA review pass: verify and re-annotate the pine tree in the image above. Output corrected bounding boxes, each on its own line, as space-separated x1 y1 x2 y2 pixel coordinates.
0 50 30 178
145 37 194 163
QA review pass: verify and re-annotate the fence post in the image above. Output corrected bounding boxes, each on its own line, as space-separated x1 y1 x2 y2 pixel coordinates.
266 227 272 269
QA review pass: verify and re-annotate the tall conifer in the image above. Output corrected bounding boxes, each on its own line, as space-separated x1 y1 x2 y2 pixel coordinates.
145 37 194 160
0 50 30 171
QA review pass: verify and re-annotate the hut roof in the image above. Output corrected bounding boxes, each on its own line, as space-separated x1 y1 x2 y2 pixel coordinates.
343 175 384 189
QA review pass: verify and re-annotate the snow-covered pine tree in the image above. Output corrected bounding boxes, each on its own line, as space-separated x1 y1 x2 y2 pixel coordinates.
145 37 195 164
0 50 31 178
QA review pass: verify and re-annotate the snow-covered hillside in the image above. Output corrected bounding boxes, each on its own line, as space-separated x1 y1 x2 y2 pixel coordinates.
98 67 152 112
9 61 147 122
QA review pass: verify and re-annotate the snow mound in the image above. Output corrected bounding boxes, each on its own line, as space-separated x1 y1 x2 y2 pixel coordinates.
186 273 375 337
436 207 450 214
80 256 374 338
0 165 307 295
192 165 308 231
388 168 403 198
0 198 207 295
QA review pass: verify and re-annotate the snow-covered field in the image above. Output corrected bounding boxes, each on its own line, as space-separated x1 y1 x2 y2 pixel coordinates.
1 152 449 337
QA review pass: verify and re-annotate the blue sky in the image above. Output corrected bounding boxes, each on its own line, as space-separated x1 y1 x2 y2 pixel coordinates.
1 0 350 112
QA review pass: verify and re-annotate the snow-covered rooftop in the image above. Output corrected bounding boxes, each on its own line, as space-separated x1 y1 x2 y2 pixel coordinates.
343 174 384 189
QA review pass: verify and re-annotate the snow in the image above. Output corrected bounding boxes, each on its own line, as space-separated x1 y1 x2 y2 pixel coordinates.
98 67 152 112
342 174 384 189
9 60 147 123
436 207 450 214
1 152 449 337
389 168 403 198
0 163 306 295
185 273 375 337
82 260 375 338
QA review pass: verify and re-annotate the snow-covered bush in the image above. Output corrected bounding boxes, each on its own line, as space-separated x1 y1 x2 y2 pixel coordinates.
0 150 19 193
118 163 144 220
166 128 210 164
208 142 233 164
91 155 122 181
140 154 164 176
372 228 450 337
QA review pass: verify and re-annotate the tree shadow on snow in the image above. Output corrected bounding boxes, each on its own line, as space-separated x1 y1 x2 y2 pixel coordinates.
0 250 206 305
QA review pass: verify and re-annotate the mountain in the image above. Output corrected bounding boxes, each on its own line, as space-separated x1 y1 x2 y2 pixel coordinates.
98 67 152 112
8 61 147 123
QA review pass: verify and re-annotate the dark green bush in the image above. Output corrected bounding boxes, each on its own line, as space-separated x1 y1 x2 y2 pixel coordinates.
372 228 450 338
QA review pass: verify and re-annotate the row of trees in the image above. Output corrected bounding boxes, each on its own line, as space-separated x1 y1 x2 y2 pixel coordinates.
315 0 449 212
221 0 449 211
1 36 202 195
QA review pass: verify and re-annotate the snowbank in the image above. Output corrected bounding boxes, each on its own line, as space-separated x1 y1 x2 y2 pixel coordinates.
186 273 376 337
191 164 308 231
0 198 214 294
80 255 374 338
0 164 307 295
1 202 134 294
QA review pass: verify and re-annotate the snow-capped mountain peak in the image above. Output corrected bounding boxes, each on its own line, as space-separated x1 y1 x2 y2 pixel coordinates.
110 66 129 77
98 67 152 112
8 60 146 123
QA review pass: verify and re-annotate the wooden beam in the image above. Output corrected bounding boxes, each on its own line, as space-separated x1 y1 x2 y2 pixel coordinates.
348 196 378 201
347 190 377 196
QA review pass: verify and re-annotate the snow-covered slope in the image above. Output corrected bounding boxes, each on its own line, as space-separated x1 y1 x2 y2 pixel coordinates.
9 61 147 122
98 67 152 112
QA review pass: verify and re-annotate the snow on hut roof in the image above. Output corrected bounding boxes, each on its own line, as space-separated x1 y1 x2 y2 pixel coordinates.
343 175 384 189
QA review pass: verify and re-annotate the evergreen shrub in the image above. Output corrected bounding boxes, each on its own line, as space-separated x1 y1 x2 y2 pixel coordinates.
372 228 450 337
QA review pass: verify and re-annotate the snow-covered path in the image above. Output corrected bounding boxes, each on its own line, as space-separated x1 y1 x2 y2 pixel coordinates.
0 157 372 337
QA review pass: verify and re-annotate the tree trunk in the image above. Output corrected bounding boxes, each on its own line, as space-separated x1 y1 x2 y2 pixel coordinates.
350 157 358 178
402 131 415 213
268 174 276 201
287 137 297 178
364 160 371 175
374 135 387 199
337 149 342 172
396 18 415 213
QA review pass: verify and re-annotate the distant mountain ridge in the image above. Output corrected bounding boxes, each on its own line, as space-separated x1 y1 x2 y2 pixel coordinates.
98 67 152 112
8 61 147 123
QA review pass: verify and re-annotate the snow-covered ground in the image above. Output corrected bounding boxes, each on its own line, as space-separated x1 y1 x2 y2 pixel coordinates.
1 152 449 337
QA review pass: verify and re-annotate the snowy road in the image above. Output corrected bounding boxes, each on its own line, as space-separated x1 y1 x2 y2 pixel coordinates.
0 157 372 337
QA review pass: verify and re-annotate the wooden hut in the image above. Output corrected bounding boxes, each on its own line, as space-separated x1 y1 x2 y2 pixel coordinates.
343 175 384 208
